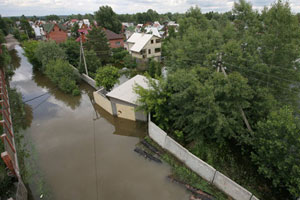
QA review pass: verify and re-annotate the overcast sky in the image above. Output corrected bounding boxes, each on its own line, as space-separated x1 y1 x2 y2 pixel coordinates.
0 0 300 17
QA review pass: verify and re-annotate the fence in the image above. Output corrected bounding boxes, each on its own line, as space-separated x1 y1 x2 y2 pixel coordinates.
148 114 258 200
69 64 101 90
0 69 27 200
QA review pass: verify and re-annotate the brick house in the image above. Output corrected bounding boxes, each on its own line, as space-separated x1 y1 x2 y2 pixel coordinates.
103 29 124 48
76 28 124 49
43 23 68 43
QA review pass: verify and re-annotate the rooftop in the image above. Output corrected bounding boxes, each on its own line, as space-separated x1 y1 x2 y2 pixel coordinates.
106 75 150 105
127 32 158 52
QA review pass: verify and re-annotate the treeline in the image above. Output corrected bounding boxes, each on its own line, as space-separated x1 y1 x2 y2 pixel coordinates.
136 1 300 199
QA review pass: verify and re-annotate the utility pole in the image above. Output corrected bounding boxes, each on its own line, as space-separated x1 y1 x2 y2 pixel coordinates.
215 53 253 133
80 34 89 76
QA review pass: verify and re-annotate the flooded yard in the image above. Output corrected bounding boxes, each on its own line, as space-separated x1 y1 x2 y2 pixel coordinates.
10 45 190 200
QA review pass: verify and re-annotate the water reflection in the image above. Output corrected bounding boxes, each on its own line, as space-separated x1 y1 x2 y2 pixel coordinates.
94 104 146 138
32 70 82 110
9 49 21 70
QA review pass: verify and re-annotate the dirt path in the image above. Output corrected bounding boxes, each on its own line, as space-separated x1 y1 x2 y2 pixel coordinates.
4 34 19 51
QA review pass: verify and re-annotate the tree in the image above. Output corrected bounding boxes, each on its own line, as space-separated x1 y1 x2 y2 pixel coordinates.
123 54 137 69
45 15 60 21
45 59 80 95
94 6 122 33
252 106 300 198
20 18 34 38
85 26 111 64
95 65 120 91
22 40 40 66
60 39 80 67
79 50 102 77
35 41 66 71
71 23 79 38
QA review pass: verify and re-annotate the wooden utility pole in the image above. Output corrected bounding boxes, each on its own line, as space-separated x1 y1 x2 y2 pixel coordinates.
216 53 253 133
80 35 89 76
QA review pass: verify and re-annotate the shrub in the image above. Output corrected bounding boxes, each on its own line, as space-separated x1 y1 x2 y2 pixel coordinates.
45 59 79 95
95 65 120 91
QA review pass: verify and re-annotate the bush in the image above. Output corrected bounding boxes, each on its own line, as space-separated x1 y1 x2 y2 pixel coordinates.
95 65 120 91
45 59 79 95
35 41 66 71
22 40 40 67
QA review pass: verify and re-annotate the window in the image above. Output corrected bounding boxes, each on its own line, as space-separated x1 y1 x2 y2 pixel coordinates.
155 48 161 53
151 40 154 44
148 49 151 54
115 41 121 46
59 28 61 31
156 39 161 43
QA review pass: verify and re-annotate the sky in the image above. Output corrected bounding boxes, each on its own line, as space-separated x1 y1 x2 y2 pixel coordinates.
0 0 300 17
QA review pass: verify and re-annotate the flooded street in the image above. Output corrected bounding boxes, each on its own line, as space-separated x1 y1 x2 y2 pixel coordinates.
11 45 190 200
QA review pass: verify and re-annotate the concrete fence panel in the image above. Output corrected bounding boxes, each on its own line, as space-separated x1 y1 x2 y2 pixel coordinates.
164 136 189 163
250 195 259 200
148 121 167 147
81 73 101 90
185 151 216 183
213 171 252 200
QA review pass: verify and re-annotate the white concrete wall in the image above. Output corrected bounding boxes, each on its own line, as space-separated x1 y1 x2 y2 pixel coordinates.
148 116 259 200
148 121 167 147
81 73 101 90
185 151 216 182
213 171 252 200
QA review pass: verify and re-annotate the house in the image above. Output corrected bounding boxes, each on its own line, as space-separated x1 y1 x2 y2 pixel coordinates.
43 23 68 43
125 33 161 61
104 29 124 48
32 25 42 39
76 27 124 49
93 75 150 121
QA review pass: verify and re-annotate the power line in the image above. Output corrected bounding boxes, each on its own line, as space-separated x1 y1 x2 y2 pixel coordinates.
225 63 300 85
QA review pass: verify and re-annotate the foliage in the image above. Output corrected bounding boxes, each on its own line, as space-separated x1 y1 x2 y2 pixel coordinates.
45 15 60 21
79 49 102 76
95 65 120 91
20 17 34 38
112 48 129 65
71 23 79 38
252 106 300 197
94 6 122 33
45 59 80 95
60 39 80 67
85 26 111 64
147 59 161 78
35 41 66 71
137 1 300 198
123 54 137 69
22 40 40 67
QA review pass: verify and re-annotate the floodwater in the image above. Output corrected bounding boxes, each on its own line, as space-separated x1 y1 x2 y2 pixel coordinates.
11 45 190 200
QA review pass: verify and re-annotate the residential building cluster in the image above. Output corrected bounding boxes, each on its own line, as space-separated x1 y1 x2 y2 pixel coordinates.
17 18 179 62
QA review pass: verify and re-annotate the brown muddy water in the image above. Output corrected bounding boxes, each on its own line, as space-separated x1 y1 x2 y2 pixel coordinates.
11 45 190 200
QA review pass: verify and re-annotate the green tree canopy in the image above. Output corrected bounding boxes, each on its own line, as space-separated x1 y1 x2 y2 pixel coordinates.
94 6 122 33
85 26 111 64
95 65 120 91
35 41 66 71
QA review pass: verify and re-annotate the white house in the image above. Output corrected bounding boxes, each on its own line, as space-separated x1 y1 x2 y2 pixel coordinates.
125 33 161 61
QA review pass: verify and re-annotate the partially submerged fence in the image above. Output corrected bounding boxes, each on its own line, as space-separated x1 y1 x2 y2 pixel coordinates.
148 114 259 200
0 69 27 200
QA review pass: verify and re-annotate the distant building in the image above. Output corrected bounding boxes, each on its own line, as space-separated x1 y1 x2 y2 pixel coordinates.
76 27 124 49
43 23 68 43
125 33 161 61
32 25 42 39
93 75 150 121
104 29 124 48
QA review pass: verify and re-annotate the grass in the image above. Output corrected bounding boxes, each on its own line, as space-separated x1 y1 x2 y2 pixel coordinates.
143 136 230 200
